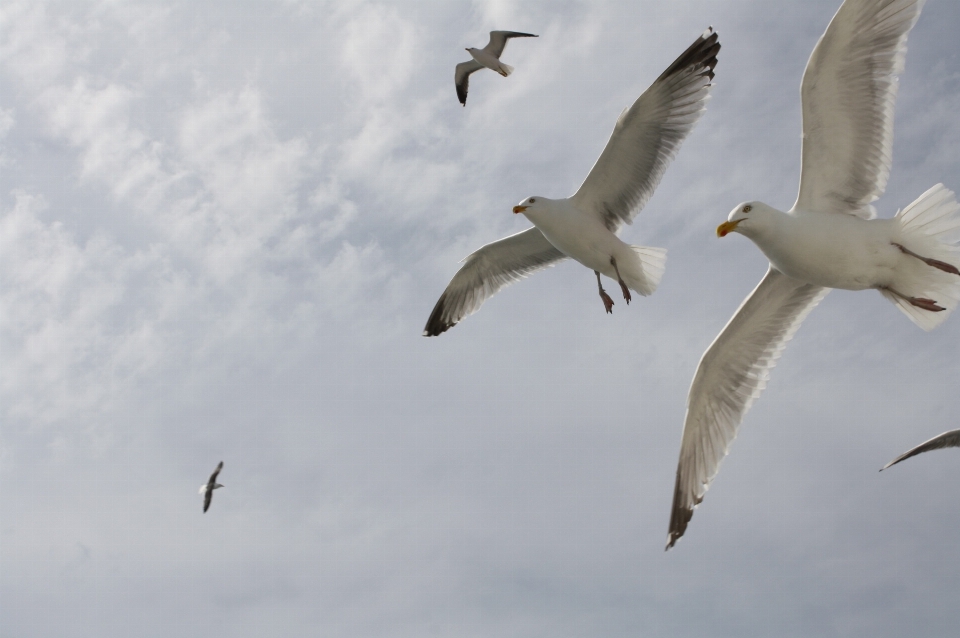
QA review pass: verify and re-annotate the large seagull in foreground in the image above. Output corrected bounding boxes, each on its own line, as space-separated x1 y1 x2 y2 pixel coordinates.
200 461 224 513
455 31 538 106
667 0 960 549
426 27 720 336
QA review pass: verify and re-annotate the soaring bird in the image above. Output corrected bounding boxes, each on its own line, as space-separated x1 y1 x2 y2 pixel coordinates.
199 461 224 513
667 0 960 549
455 31 537 106
882 430 960 470
426 27 720 336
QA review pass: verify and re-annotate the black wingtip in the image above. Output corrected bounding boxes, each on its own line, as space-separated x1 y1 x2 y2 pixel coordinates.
657 26 720 84
423 292 454 337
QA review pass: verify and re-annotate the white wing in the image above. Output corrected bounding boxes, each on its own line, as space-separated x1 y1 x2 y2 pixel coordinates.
571 27 719 233
794 0 925 218
423 227 566 336
455 60 484 106
881 429 960 469
667 268 828 549
482 31 537 59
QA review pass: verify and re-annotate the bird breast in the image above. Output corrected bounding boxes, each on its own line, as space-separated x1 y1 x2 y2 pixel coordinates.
754 213 899 290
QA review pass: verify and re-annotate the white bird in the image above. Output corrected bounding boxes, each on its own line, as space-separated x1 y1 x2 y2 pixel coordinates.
667 0 960 549
426 28 720 336
199 461 224 513
881 429 960 470
455 31 538 106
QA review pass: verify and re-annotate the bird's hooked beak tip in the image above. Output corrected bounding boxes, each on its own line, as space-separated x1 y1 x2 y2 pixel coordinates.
716 220 740 237
513 205 528 214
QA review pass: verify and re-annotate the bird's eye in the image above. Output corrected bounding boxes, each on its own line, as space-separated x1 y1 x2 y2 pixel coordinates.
742 205 752 213
529 198 536 204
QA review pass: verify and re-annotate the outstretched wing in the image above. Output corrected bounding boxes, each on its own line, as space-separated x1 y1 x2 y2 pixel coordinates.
794 0 925 218
881 429 960 469
455 60 484 105
667 269 828 549
571 27 719 234
203 488 213 513
483 31 538 58
423 227 566 336
209 461 223 485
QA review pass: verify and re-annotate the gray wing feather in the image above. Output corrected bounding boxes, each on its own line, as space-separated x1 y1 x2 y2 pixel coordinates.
423 227 566 336
483 31 538 59
881 429 960 469
455 60 484 105
571 27 719 233
794 0 925 218
667 269 828 549
209 461 223 485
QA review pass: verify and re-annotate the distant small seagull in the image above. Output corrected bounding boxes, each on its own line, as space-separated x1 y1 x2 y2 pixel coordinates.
426 28 719 335
455 31 538 105
200 461 224 513
881 430 960 470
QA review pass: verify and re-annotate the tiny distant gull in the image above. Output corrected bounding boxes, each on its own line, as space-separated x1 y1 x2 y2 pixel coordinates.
425 28 720 335
200 461 224 513
881 430 960 470
666 0 960 549
455 31 537 106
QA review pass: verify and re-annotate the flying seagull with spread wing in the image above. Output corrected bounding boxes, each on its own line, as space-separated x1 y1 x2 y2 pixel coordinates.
882 429 960 470
455 31 537 106
199 461 224 513
426 27 720 336
666 0 960 550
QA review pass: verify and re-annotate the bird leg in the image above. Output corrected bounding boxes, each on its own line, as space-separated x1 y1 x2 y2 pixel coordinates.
595 271 614 314
892 243 960 276
880 285 946 312
610 257 632 304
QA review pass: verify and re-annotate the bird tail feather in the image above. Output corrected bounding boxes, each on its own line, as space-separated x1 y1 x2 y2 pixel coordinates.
499 63 514 77
626 245 667 297
883 184 960 331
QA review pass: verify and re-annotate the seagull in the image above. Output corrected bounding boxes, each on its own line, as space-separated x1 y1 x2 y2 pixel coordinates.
200 461 224 513
666 0 960 550
425 27 720 336
455 31 538 106
881 430 960 470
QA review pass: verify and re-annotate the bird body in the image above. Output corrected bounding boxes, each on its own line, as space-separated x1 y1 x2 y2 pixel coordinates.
729 205 900 291
465 46 514 77
517 196 664 296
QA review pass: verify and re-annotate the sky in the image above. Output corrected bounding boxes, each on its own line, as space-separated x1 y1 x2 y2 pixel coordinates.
1 0 959 636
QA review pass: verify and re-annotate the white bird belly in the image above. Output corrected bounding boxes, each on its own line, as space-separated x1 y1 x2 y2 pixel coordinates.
759 215 899 290
531 210 627 278
469 49 505 73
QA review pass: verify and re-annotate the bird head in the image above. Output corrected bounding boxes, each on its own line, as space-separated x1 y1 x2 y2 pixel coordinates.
717 201 774 238
513 196 547 218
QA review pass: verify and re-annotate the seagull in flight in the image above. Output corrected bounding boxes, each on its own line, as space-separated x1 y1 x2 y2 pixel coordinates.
426 27 720 336
455 31 538 106
666 0 960 549
881 429 960 470
200 461 224 513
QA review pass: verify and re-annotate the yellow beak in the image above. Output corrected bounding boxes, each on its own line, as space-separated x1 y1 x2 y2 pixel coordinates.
716 220 741 237
513 205 528 214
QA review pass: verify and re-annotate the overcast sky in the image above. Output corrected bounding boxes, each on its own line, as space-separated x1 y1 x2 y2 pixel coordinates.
2 0 959 636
